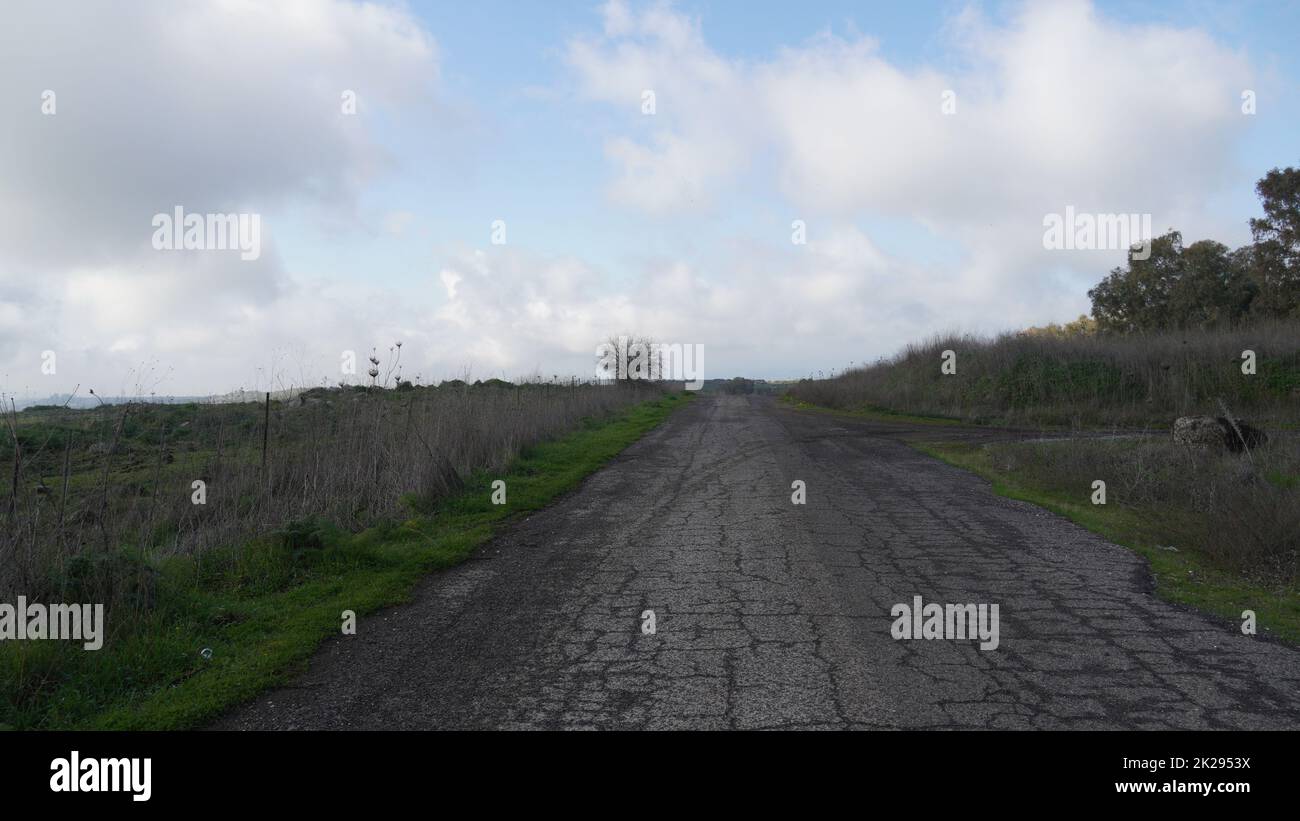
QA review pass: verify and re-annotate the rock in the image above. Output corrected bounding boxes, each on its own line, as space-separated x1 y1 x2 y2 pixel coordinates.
1172 416 1226 448
1172 415 1268 453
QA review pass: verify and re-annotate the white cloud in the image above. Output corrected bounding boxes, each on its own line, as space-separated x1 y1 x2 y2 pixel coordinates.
420 226 959 382
0 0 1266 396
567 1 749 213
563 0 1256 366
572 1 1251 223
0 0 439 394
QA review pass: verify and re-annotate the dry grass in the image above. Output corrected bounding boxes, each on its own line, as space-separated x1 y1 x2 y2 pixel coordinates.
0 380 662 610
789 320 1300 429
977 434 1300 584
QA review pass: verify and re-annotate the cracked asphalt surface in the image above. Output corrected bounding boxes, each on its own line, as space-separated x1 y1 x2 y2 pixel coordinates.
217 395 1300 730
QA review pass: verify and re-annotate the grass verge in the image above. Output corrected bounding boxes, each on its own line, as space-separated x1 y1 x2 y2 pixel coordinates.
2 392 688 730
916 440 1300 646
780 395 964 427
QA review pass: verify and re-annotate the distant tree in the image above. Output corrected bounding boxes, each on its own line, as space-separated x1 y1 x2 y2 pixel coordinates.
599 333 661 381
1088 233 1259 332
1168 239 1256 328
1084 166 1300 332
1088 231 1185 333
722 377 755 395
1248 166 1300 317
1062 314 1098 335
1020 314 1097 338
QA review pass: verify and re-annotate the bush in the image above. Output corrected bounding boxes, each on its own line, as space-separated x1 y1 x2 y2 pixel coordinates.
788 320 1300 428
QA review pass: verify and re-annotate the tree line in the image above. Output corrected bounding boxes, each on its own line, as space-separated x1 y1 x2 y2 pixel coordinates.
1087 167 1300 333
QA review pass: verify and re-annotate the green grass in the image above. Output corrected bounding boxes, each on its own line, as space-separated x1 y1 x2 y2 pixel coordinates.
916 440 1300 646
1 392 688 730
780 395 964 427
1265 470 1300 490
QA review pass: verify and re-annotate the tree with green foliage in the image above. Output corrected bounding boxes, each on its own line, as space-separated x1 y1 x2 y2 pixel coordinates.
1169 239 1256 328
1088 231 1185 332
1248 166 1300 318
1088 166 1299 332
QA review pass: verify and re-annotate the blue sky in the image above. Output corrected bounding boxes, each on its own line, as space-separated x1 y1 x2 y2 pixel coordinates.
301 0 1300 277
2 0 1298 396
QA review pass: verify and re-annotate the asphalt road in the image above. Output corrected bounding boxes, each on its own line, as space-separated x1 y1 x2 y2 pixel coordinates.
217 395 1300 729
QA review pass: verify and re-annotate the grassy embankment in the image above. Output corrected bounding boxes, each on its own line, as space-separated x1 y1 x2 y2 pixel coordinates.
1 390 687 730
787 323 1300 644
787 321 1300 429
918 439 1300 645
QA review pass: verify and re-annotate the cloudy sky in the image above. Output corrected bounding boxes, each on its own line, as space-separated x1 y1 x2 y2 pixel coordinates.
2 0 1297 398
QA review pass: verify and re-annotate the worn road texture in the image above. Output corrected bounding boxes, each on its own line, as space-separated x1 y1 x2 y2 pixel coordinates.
218 395 1300 730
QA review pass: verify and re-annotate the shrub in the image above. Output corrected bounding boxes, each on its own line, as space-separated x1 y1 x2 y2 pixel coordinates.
788 320 1300 428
